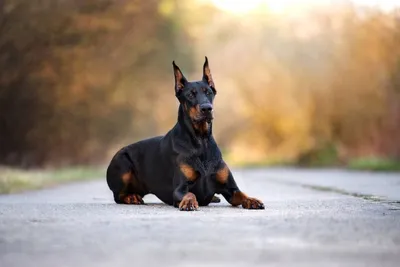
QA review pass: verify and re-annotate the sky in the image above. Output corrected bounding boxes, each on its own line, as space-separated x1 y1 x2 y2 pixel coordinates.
209 0 400 15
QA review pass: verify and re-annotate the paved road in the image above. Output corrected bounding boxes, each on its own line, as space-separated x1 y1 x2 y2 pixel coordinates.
1 168 400 267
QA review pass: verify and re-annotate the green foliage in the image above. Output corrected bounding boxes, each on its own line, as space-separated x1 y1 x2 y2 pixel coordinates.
348 157 400 172
0 166 104 194
296 144 340 167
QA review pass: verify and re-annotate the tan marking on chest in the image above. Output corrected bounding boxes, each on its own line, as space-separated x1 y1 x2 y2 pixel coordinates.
199 121 209 134
216 164 229 184
180 164 198 181
193 121 209 135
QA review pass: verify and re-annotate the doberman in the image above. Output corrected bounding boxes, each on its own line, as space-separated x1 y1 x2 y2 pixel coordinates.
106 57 264 211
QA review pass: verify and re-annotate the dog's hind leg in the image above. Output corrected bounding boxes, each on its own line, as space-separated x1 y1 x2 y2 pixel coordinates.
107 158 148 205
113 172 146 204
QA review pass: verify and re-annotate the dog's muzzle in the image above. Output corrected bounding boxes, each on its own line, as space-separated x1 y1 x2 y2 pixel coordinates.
200 103 213 122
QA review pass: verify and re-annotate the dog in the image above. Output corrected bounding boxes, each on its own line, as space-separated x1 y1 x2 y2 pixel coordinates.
106 57 264 211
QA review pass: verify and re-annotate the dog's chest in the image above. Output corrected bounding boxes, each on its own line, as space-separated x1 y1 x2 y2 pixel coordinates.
193 147 221 177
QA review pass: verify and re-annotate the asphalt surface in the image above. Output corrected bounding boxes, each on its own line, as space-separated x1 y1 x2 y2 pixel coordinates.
1 168 400 267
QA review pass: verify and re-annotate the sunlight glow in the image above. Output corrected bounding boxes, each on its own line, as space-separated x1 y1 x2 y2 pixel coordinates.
209 0 399 15
210 0 266 15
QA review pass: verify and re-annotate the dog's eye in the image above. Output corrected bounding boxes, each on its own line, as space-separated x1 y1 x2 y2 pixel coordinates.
205 90 211 96
187 93 195 99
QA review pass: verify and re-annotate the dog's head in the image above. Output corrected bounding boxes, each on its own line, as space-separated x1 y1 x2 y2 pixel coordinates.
173 57 216 127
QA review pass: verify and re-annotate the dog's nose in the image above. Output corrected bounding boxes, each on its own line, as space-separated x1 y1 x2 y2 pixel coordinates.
200 104 213 114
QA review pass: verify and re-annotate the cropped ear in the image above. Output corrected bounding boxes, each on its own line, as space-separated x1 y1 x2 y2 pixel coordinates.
172 61 188 95
202 56 216 94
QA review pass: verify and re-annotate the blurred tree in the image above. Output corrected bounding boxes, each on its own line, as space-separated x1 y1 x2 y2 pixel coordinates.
0 0 193 167
185 3 400 165
1 0 399 168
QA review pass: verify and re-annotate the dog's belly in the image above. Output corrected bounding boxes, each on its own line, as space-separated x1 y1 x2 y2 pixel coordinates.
129 136 176 205
143 170 174 205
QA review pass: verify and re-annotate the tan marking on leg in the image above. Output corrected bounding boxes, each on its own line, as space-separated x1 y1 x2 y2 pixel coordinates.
179 163 198 182
121 172 132 184
122 194 144 204
242 197 265 209
123 195 133 204
216 164 229 184
178 192 199 211
231 191 248 206
231 191 265 209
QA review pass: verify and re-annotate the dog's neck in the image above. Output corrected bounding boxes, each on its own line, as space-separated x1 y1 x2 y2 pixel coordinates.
178 104 212 142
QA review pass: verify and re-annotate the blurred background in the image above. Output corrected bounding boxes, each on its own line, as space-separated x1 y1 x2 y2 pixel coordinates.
1 0 400 187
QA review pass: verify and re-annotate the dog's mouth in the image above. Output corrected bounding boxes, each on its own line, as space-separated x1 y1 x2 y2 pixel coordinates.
193 115 213 124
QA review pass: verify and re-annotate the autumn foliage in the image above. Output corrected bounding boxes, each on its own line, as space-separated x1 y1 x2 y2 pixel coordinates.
0 0 399 168
0 0 191 167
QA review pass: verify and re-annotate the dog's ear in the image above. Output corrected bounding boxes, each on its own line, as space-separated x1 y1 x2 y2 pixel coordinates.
202 56 216 94
173 61 188 95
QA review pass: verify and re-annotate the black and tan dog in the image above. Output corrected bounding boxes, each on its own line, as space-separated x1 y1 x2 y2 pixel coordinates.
106 57 264 211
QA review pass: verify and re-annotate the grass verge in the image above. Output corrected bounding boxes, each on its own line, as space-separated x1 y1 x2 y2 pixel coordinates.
0 166 105 194
229 159 293 169
347 157 400 172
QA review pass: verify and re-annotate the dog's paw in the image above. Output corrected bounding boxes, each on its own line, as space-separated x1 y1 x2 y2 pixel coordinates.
123 194 144 205
179 193 199 211
242 197 265 210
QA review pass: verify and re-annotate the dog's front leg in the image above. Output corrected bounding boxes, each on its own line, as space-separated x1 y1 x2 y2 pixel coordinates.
215 162 265 210
173 164 199 211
